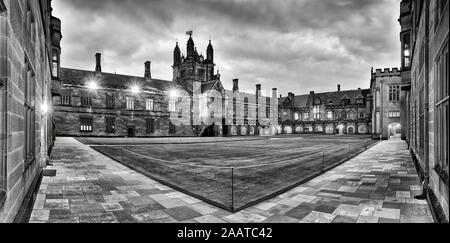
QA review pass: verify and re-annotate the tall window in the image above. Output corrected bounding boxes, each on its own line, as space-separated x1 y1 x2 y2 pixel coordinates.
24 58 36 169
106 94 115 109
127 97 135 110
359 112 365 119
146 99 154 111
80 117 93 133
146 119 155 134
313 106 320 120
52 51 59 78
419 88 425 154
244 97 249 125
105 117 115 133
60 89 72 106
0 1 6 204
81 92 92 107
233 98 237 125
169 100 176 112
303 113 309 120
294 113 299 121
26 3 35 47
340 111 347 120
389 85 400 101
327 111 333 120
349 111 356 120
435 42 449 182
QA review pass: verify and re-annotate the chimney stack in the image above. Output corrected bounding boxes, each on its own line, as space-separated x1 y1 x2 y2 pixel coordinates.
233 79 239 93
337 84 341 92
272 88 278 99
256 84 262 97
144 61 152 80
95 53 102 73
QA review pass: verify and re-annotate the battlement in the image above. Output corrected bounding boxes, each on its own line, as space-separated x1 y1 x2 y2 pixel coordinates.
372 67 401 77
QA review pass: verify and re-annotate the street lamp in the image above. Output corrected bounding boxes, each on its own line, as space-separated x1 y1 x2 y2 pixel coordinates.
130 84 141 95
41 101 49 115
86 80 99 91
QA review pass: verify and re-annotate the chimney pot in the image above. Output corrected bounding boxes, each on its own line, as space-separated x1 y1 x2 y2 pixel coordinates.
145 61 152 80
95 53 102 73
233 79 239 92
337 84 341 92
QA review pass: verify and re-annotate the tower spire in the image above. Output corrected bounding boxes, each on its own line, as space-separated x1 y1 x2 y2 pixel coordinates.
186 31 195 58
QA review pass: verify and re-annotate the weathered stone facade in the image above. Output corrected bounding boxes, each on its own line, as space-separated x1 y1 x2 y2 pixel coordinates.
54 35 279 138
0 0 59 222
400 0 449 221
278 85 372 135
370 68 404 139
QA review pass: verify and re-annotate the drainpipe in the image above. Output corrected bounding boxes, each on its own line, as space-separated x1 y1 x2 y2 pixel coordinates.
417 0 430 200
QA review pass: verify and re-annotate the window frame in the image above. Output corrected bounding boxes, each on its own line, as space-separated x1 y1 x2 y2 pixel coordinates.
146 118 155 134
146 99 154 111
105 117 116 134
24 58 36 170
126 97 135 110
80 91 92 108
80 116 93 133
106 93 115 109
60 89 72 106
434 40 449 184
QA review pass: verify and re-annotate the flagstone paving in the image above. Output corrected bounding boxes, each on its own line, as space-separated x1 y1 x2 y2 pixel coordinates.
29 137 434 223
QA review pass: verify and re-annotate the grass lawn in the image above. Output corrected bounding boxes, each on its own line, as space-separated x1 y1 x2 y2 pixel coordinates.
90 135 377 211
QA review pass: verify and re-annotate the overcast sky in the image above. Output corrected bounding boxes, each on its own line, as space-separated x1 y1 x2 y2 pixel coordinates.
53 0 401 97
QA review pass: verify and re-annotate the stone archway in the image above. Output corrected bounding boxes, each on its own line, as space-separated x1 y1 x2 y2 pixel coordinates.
388 123 401 139
325 125 334 134
240 126 247 136
358 125 367 134
336 125 345 135
295 126 303 133
284 126 293 134
231 126 238 136
347 125 355 134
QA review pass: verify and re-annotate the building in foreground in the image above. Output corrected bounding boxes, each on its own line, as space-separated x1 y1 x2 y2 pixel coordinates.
278 85 372 135
54 34 279 138
400 0 448 222
0 0 60 222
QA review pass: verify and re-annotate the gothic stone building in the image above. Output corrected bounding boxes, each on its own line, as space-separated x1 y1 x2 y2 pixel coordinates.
370 68 404 140
278 85 372 135
54 34 278 138
400 0 448 221
0 0 60 222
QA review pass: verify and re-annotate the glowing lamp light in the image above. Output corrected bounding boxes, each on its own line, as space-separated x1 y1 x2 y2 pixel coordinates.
86 81 99 90
41 102 49 115
169 89 178 98
130 85 141 95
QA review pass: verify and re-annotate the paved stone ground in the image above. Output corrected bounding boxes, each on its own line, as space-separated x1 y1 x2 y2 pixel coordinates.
30 137 434 223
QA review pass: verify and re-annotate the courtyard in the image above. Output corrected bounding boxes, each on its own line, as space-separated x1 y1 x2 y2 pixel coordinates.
86 136 376 210
29 136 433 223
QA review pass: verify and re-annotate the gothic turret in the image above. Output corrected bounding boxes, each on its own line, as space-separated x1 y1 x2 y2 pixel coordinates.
207 40 214 64
173 42 181 66
187 34 195 58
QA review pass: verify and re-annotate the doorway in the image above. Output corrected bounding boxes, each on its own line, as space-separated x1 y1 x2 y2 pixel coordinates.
127 126 136 137
388 123 401 139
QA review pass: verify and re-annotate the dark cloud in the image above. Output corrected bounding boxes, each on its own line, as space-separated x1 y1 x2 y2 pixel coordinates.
53 0 401 96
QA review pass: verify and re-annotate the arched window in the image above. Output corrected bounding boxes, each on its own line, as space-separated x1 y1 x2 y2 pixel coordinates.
341 111 347 119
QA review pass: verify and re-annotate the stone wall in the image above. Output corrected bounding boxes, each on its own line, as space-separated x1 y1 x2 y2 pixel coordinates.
0 0 54 222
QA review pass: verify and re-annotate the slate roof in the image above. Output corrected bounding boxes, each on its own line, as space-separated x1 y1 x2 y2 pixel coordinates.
60 68 178 92
280 89 371 108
